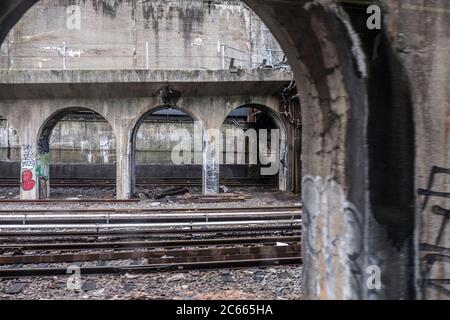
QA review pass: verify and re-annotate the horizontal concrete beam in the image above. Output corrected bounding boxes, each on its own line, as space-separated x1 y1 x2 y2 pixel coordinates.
0 69 292 99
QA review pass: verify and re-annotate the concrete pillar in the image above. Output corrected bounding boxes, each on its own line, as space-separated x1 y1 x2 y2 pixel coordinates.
116 127 132 200
19 129 39 200
278 138 287 192
36 136 50 199
202 127 221 194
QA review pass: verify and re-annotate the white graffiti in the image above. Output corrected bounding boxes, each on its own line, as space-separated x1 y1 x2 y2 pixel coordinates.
301 175 366 299
21 144 35 170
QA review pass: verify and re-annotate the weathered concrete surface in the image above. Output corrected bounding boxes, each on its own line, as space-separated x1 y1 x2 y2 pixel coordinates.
0 69 291 98
0 0 373 300
1 0 283 71
244 0 375 299
0 162 274 184
0 94 287 199
0 0 449 301
382 0 450 300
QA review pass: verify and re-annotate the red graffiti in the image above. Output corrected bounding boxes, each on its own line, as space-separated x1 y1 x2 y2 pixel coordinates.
21 170 36 191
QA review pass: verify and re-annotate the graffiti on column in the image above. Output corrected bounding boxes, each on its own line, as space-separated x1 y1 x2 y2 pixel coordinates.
302 176 320 257
36 153 50 199
37 136 50 199
302 176 365 299
21 144 36 191
417 166 450 297
343 203 364 292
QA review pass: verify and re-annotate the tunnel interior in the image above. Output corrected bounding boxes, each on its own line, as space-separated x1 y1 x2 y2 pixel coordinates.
220 106 283 190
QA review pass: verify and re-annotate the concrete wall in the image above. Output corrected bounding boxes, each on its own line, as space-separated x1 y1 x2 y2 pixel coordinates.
0 0 284 70
0 118 20 161
1 116 271 165
4 0 447 301
382 0 450 300
0 91 291 199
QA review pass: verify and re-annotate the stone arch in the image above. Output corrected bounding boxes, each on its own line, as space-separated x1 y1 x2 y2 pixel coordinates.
221 103 288 191
0 0 418 300
129 104 203 196
36 106 116 199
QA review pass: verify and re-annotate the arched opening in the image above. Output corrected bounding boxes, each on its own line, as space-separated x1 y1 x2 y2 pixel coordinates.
220 104 288 192
130 106 201 197
36 107 116 199
0 0 420 300
0 115 21 198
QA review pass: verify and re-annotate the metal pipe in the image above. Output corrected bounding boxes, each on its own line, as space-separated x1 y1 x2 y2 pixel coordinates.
221 44 225 69
0 219 302 230
145 41 149 69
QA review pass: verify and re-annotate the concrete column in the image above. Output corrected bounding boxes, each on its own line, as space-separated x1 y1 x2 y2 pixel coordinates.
116 127 132 200
36 137 50 199
19 129 39 200
278 135 288 192
202 127 221 194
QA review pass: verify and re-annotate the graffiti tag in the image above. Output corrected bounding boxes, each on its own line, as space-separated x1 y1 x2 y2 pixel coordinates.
417 166 450 297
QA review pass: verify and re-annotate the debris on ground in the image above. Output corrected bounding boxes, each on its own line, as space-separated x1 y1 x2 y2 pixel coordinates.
0 266 302 300
155 187 189 199
169 193 249 204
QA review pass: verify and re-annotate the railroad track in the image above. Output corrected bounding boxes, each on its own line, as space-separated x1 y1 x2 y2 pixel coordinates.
0 199 140 204
0 256 301 278
0 242 301 277
0 206 301 228
0 177 277 188
0 205 301 212
0 206 302 278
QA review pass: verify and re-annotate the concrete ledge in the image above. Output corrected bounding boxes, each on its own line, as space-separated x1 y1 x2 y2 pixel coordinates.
0 69 292 99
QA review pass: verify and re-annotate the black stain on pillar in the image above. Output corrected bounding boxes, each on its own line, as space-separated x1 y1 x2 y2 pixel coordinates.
319 6 369 300
341 3 416 299
342 0 415 249
367 30 415 244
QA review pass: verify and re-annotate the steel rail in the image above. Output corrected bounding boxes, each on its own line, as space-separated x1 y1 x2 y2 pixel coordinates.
0 244 301 265
0 199 140 203
0 235 301 250
0 219 301 230
0 256 302 278
0 211 300 219
0 225 301 238
0 215 301 226
0 205 302 214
